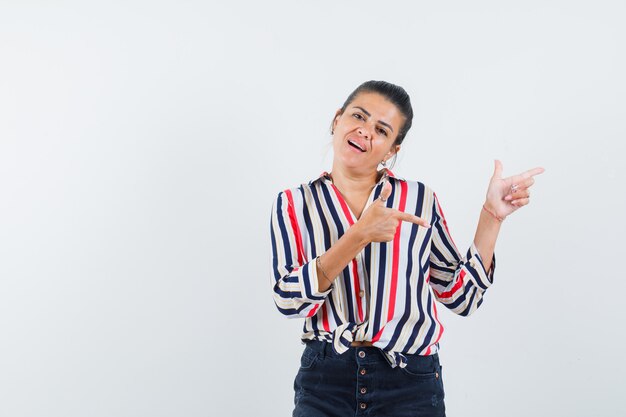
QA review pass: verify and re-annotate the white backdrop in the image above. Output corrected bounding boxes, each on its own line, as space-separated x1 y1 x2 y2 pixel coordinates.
1 1 625 416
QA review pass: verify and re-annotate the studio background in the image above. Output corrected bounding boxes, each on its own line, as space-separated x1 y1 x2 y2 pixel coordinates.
1 1 624 416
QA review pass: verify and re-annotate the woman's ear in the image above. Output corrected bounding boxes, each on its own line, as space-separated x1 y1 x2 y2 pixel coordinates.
389 145 401 156
331 109 342 133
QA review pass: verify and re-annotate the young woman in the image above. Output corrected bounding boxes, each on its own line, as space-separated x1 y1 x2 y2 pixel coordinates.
270 80 544 417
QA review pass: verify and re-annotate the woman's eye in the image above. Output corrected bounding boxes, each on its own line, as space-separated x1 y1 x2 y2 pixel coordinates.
377 128 388 137
352 113 364 120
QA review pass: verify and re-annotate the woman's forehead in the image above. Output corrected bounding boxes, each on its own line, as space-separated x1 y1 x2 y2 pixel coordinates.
348 92 404 127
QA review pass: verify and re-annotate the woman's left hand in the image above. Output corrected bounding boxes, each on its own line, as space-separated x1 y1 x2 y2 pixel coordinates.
484 160 545 220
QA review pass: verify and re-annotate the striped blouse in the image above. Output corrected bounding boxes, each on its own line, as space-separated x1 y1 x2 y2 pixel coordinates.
269 169 495 368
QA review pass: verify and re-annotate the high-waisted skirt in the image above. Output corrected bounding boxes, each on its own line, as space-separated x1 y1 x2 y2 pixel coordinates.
293 340 446 417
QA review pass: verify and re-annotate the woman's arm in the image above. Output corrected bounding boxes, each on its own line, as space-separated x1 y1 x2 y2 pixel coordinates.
474 160 545 269
428 160 543 316
271 190 332 318
473 208 501 272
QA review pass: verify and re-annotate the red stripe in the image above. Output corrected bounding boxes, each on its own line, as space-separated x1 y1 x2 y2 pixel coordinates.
434 269 466 299
434 192 458 250
372 327 385 343
321 303 330 332
330 183 364 321
307 304 320 318
351 259 363 322
330 183 355 225
284 189 306 265
387 181 407 320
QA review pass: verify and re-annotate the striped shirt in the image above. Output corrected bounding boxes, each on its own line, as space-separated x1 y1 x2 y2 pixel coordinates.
269 169 495 368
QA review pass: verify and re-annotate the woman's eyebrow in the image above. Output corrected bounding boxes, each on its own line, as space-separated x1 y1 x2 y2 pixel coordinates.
352 106 371 117
352 106 394 132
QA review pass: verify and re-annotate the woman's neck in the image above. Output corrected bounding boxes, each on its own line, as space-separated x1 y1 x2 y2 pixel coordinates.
329 164 382 196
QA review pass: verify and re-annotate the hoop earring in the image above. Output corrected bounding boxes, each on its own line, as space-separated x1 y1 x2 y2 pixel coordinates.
381 159 387 167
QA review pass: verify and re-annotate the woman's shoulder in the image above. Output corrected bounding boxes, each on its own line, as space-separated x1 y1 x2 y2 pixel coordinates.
274 172 330 197
271 176 321 208
394 176 436 197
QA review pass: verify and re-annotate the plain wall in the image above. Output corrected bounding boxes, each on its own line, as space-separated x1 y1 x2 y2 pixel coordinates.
1 1 625 416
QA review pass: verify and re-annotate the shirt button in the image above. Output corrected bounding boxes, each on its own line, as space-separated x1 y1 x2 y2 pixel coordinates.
360 403 367 410
358 351 366 358
360 387 367 394
359 290 365 297
360 368 366 375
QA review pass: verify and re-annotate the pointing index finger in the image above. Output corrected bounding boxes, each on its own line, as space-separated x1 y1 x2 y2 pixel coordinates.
394 210 431 228
520 167 545 179
507 167 545 186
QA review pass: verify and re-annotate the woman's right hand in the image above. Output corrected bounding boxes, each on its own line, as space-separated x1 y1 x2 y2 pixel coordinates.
355 181 430 243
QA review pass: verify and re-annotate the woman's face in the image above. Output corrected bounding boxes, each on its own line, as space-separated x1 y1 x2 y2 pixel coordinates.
331 92 404 175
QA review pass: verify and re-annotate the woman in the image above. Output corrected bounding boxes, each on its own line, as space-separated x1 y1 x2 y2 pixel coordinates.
269 80 544 417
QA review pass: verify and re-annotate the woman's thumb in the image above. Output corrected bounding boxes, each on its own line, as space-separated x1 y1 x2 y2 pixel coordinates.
493 159 503 179
379 181 392 202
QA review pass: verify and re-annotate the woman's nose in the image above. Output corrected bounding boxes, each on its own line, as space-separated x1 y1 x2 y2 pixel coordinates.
357 127 371 139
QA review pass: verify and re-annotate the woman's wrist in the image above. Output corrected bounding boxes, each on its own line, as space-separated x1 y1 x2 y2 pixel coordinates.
348 222 371 248
316 256 334 286
482 202 504 223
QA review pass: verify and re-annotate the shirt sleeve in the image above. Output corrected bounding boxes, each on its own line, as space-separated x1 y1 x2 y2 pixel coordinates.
269 190 332 319
428 192 496 316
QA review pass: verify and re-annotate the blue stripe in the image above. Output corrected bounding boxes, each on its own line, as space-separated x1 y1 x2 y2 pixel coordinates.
430 261 455 273
466 262 489 290
416 289 438 353
273 286 303 299
310 183 332 251
372 241 388 337
301 264 326 301
283 276 299 284
429 276 449 287
275 303 311 316
320 185 344 236
459 287 478 316
431 241 458 267
432 197 460 261
310 306 320 333
275 193 294 268
326 292 342 325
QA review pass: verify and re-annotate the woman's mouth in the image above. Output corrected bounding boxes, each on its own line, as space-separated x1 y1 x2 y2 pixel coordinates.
347 139 366 152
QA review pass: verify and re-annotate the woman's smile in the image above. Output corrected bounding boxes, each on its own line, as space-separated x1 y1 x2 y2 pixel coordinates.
346 137 367 153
